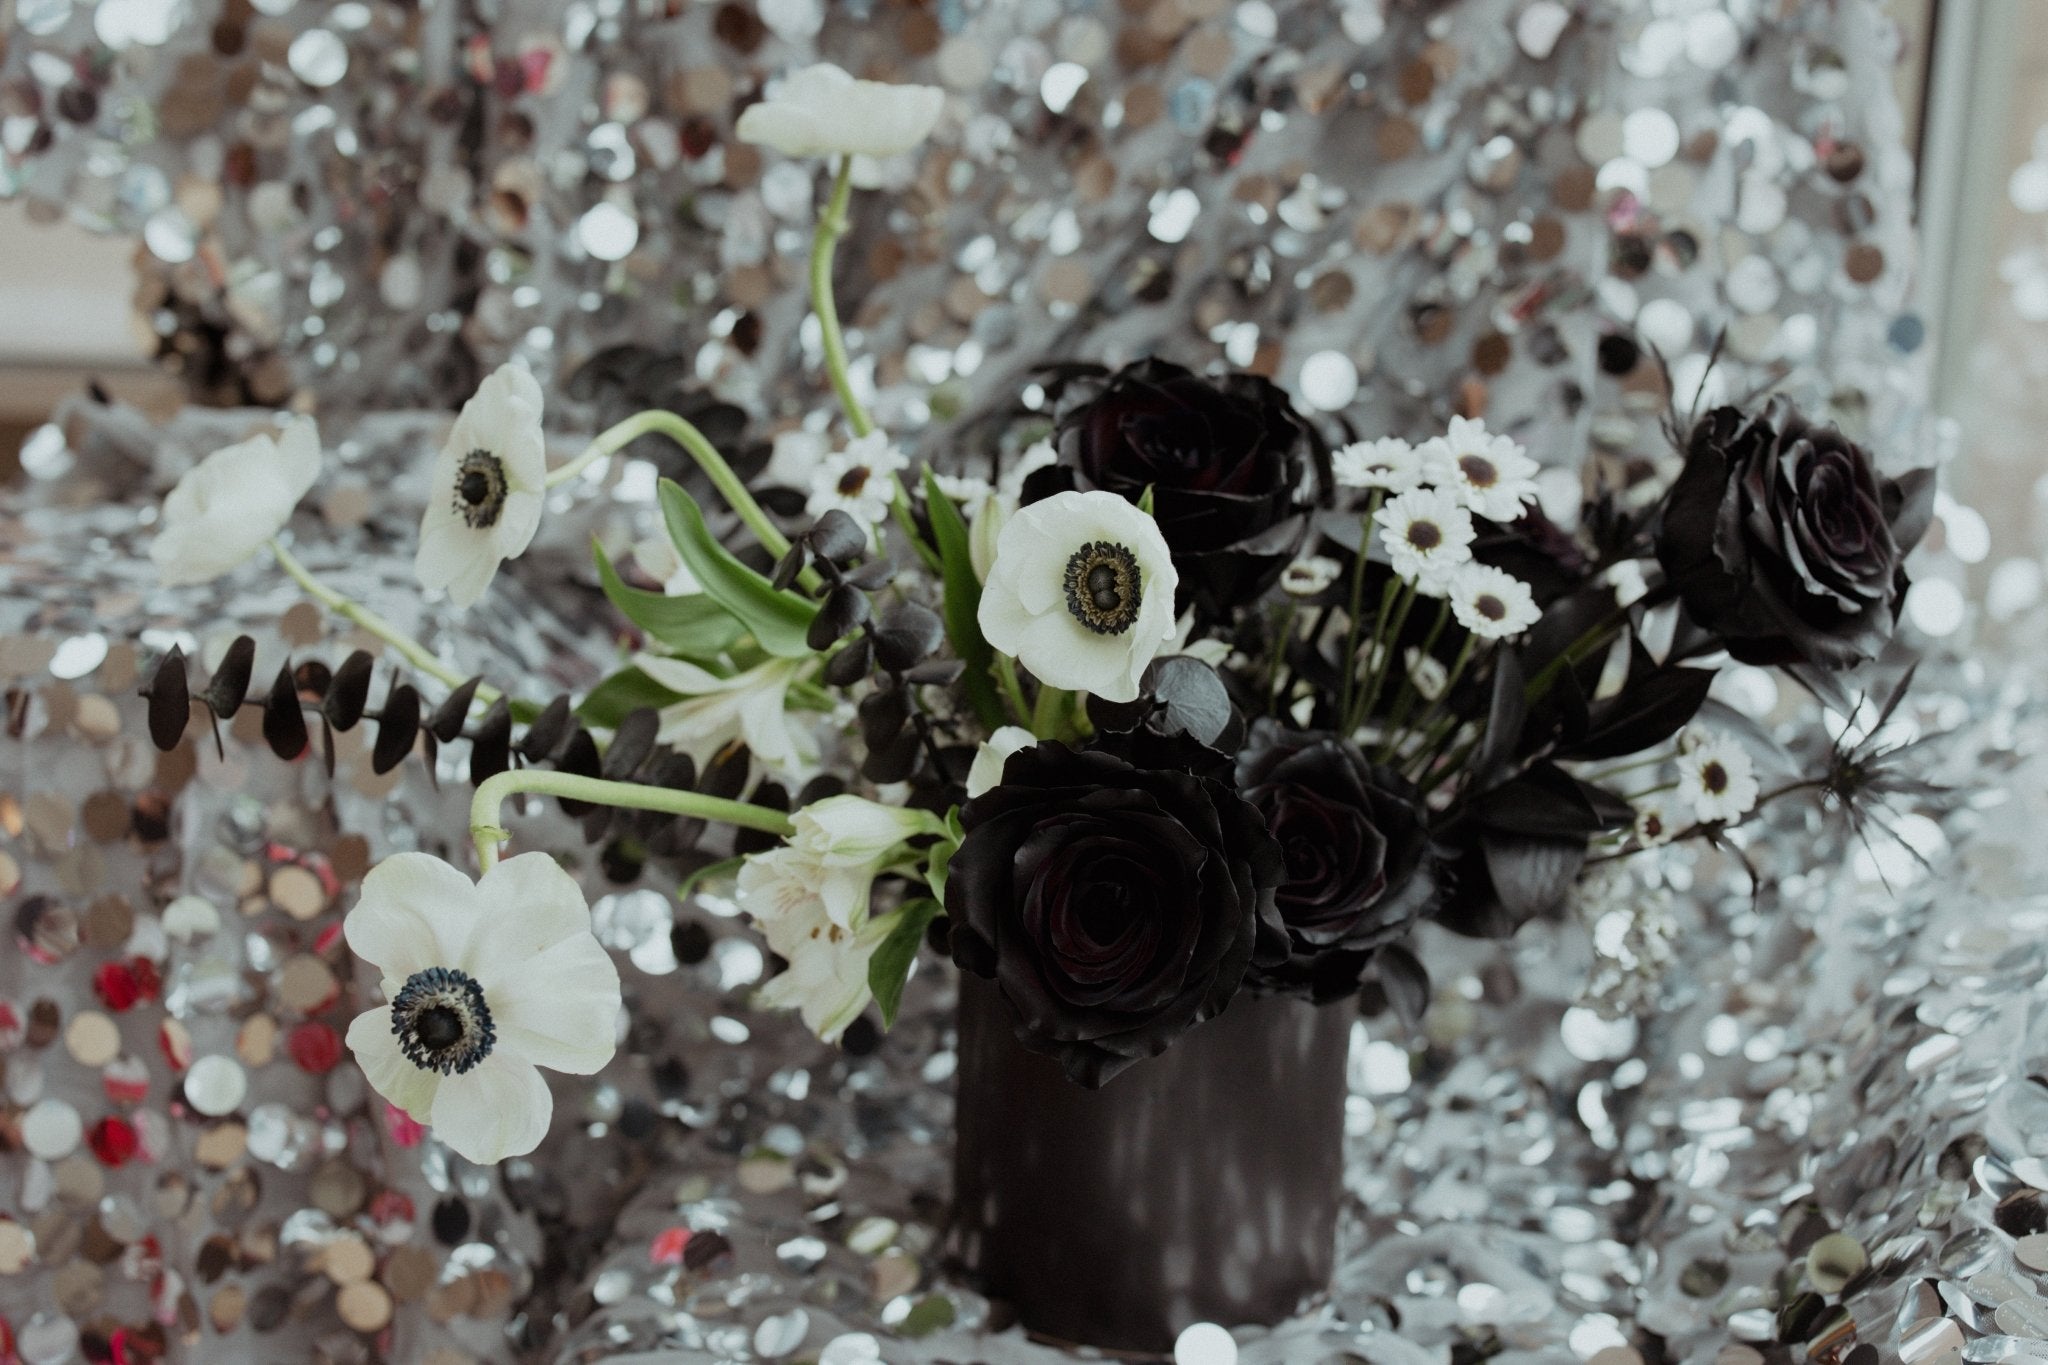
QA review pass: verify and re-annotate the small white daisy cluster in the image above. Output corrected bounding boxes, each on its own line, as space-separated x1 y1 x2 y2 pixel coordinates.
1628 728 1762 849
1574 863 1678 1020
1337 417 1544 641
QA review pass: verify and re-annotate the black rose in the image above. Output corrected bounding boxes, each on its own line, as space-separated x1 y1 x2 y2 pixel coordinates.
1047 358 1313 617
1655 400 1934 670
1236 722 1436 1002
946 741 1286 1086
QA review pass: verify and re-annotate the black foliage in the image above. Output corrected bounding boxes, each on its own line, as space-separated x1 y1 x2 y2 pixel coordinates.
138 635 776 879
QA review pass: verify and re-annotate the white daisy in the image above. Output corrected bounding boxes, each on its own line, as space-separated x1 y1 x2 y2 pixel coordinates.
966 725 1036 799
343 852 621 1165
635 654 819 777
806 430 909 538
1404 647 1449 702
1280 555 1343 598
1332 437 1424 492
1373 486 1476 587
735 64 945 161
416 364 548 609
1448 563 1541 639
151 416 322 586
1418 417 1540 522
1679 737 1759 825
977 490 1180 704
1633 800 1676 847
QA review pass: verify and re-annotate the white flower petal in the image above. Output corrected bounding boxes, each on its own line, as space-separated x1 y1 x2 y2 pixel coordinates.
491 489 545 560
463 852 594 987
345 851 480 979
414 516 481 593
967 726 1037 798
736 63 944 160
346 1007 441 1120
633 654 729 695
151 422 323 586
490 932 621 1075
428 1050 553 1164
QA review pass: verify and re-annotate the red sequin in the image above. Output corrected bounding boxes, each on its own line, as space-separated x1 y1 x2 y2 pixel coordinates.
288 1021 343 1074
88 1115 141 1167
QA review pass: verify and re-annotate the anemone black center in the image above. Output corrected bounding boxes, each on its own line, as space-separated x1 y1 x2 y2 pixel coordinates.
453 449 509 530
1062 541 1143 636
390 966 495 1075
1458 454 1499 488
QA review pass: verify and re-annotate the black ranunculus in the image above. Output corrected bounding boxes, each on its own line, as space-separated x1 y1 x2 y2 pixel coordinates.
1050 358 1313 617
1236 722 1436 1002
946 741 1286 1087
1655 400 1935 670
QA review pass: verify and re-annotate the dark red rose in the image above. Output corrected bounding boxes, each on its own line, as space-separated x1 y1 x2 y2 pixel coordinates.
945 740 1286 1086
1236 722 1436 1002
1049 358 1313 618
1655 400 1934 669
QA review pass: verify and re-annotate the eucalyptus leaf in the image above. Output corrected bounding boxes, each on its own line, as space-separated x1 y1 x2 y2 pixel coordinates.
577 667 686 729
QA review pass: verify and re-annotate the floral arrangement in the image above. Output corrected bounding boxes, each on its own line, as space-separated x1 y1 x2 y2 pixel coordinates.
137 66 1936 1163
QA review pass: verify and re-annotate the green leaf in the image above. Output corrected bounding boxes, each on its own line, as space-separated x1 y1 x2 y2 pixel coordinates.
592 538 745 659
921 468 1005 731
922 835 956 903
898 1294 957 1338
1137 483 1156 516
576 666 685 728
867 897 941 1029
658 479 817 659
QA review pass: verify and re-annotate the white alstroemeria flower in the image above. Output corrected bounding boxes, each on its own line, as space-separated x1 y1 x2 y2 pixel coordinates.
1332 437 1423 493
1280 554 1343 598
806 431 909 539
977 490 1179 704
1679 736 1759 825
788 795 946 927
416 364 548 608
735 63 945 161
966 725 1037 799
343 852 621 1165
1374 486 1476 590
747 874 895 1043
1633 800 1676 847
1418 417 1540 522
633 535 702 597
1448 563 1542 640
151 417 322 586
968 492 1012 583
931 472 993 521
635 654 818 776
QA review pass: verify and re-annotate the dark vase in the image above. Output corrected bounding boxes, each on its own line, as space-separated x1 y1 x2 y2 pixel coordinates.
949 973 1352 1355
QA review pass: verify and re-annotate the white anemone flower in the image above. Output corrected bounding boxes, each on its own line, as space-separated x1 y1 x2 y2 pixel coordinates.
977 489 1179 704
1373 486 1476 588
1418 417 1540 522
1448 563 1542 640
151 416 322 586
635 654 818 777
343 852 621 1165
806 431 909 539
416 364 548 609
735 63 945 161
966 725 1037 799
1332 437 1424 492
1679 736 1760 825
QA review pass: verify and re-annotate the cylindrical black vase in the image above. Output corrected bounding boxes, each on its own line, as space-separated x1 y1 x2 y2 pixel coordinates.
950 974 1352 1355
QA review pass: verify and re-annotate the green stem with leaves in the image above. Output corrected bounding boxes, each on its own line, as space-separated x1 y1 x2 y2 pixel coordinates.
550 409 794 561
471 768 793 875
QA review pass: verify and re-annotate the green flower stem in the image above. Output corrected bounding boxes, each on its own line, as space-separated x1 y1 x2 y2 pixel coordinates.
471 768 794 874
1397 634 1478 773
811 156 874 439
993 652 1032 726
1030 680 1075 741
1352 579 1417 734
1377 598 1451 758
550 409 794 561
269 538 502 707
1334 493 1383 724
